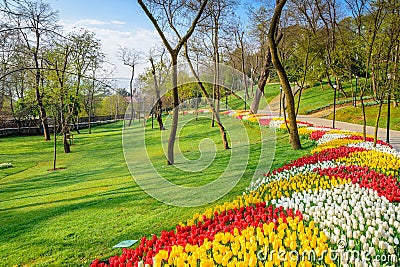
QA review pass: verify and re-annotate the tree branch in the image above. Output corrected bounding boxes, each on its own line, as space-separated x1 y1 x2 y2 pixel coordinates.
137 0 173 54
176 0 208 52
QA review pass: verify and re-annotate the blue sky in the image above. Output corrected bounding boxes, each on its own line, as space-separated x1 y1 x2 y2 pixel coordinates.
47 0 161 85
46 0 250 86
49 0 154 30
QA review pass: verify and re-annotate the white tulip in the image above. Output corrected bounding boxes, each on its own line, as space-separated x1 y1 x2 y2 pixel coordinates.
369 247 376 256
346 230 352 239
360 235 366 244
375 230 381 239
372 259 381 267
348 239 355 249
366 231 371 239
378 240 387 250
334 227 340 236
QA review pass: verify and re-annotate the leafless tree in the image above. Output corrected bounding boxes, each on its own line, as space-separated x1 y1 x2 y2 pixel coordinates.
269 0 302 149
138 0 208 165
148 48 166 130
118 47 141 127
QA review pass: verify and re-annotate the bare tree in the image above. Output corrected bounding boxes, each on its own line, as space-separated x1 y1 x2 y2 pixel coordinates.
148 48 167 130
203 0 236 125
118 47 141 127
184 42 230 149
138 0 208 165
269 0 302 149
250 31 282 114
234 28 250 109
84 52 105 134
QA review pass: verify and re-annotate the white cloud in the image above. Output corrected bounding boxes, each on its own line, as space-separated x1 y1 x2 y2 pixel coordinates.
74 19 110 26
110 20 127 25
60 19 162 88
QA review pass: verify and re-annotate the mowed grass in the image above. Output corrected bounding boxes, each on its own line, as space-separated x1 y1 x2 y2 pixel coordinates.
295 80 355 115
222 83 281 111
327 104 400 131
0 117 314 266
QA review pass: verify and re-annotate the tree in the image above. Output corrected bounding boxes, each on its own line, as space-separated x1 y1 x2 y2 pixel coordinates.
46 38 74 153
269 0 302 149
69 29 102 133
203 0 236 125
234 28 250 109
118 47 141 127
369 0 400 146
138 0 208 165
183 42 230 149
248 4 283 114
148 48 167 130
84 52 105 134
2 0 60 140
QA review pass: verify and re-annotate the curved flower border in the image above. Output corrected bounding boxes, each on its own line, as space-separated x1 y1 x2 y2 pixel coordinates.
91 111 400 267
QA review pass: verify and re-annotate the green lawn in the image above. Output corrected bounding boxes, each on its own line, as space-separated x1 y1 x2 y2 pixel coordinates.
327 104 400 131
0 117 314 266
295 80 356 115
224 83 281 111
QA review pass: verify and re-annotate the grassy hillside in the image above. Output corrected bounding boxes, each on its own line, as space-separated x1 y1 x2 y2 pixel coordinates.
327 104 400 131
0 117 313 266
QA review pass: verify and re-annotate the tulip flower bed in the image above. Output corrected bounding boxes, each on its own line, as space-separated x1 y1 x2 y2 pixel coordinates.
91 112 400 267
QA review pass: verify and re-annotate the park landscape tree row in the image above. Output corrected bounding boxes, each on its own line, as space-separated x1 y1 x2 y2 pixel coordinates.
1 0 400 163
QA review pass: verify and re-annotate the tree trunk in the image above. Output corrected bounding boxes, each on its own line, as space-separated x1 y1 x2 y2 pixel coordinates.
88 75 96 134
250 32 282 114
295 88 303 117
34 33 50 141
63 132 71 153
250 86 264 115
0 90 4 112
156 99 164 130
128 66 135 127
53 121 57 170
167 54 179 165
237 32 249 110
319 77 324 91
150 57 165 130
73 120 81 134
295 36 311 116
268 0 301 150
371 66 377 99
215 20 220 123
334 74 347 98
373 101 383 147
37 97 50 140
360 89 367 141
72 75 82 134
88 113 92 134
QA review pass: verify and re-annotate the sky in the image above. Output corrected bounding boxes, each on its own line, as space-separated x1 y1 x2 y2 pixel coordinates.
47 0 161 88
46 0 251 89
